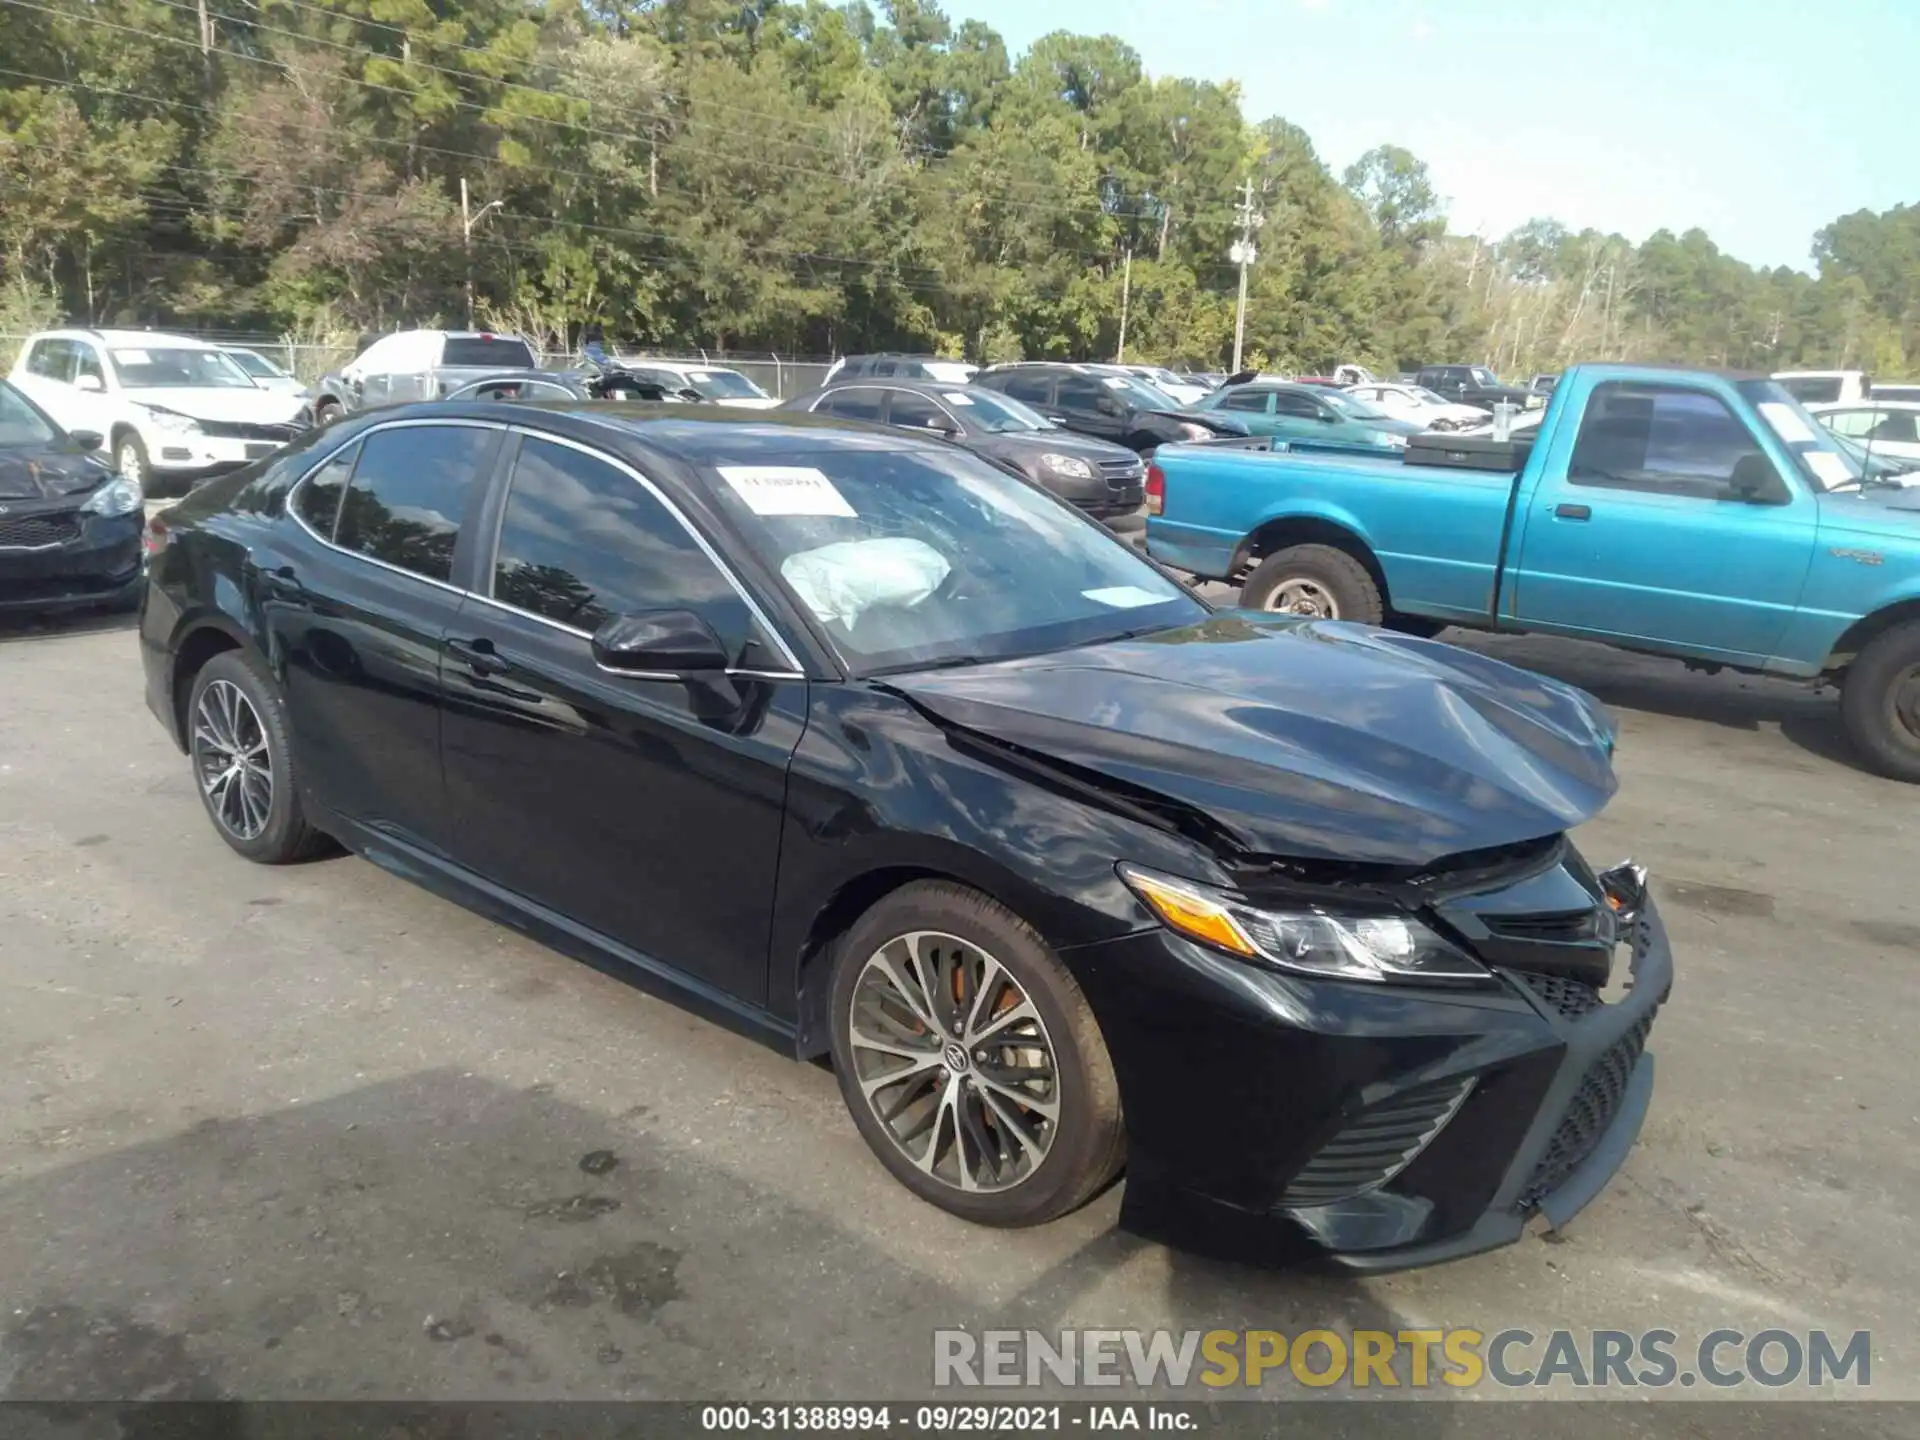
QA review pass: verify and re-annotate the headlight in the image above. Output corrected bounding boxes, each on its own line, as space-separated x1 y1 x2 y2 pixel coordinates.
1119 864 1491 983
142 407 201 435
1176 421 1213 441
81 475 144 517
1039 452 1095 479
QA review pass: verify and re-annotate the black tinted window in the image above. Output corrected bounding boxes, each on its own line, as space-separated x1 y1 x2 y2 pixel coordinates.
1220 388 1271 413
822 390 883 421
442 337 536 369
886 392 950 431
335 425 495 581
1569 384 1768 499
491 436 761 656
997 373 1052 404
1055 377 1107 411
1272 391 1325 418
295 442 359 538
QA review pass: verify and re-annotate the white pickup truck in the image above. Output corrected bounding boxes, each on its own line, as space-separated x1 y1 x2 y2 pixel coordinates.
309 330 544 424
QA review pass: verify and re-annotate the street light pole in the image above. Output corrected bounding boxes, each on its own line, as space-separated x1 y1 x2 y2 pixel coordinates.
1228 177 1264 374
460 176 504 330
1116 247 1132 363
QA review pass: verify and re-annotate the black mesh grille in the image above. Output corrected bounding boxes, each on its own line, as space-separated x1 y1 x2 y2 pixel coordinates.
0 514 81 549
1487 908 1603 943
1520 1014 1655 1207
1098 458 1144 479
196 419 299 442
1514 971 1603 1020
1280 1075 1475 1207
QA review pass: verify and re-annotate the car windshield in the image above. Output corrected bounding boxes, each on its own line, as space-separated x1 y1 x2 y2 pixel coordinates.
1318 389 1390 420
0 381 57 447
684 369 769 400
1739 379 1886 489
706 444 1206 675
947 389 1049 433
111 346 256 389
225 350 285 379
1411 386 1450 404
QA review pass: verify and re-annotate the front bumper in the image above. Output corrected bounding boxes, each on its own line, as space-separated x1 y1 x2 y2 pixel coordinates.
1070 872 1671 1271
147 433 292 473
0 508 144 613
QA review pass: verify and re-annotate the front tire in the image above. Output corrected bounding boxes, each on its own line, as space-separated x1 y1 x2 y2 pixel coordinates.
1239 543 1383 622
313 399 344 427
827 882 1125 1227
1840 622 1920 782
187 651 332 862
113 432 149 488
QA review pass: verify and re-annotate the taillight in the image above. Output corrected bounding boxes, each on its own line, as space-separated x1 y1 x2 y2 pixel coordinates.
1145 462 1166 516
142 512 169 557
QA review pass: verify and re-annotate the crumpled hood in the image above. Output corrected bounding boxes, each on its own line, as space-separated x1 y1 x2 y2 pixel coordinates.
128 386 307 424
885 614 1618 867
0 444 113 499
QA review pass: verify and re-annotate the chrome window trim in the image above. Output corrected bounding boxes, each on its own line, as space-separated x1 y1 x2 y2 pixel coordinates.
494 427 807 675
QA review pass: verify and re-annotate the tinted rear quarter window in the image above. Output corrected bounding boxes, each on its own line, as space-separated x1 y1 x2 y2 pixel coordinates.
295 441 360 538
490 436 762 657
441 337 536 369
1221 389 1272 413
823 390 883 421
335 424 497 581
997 373 1052 405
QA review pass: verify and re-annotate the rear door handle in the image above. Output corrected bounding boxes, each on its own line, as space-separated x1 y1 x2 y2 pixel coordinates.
1554 503 1592 521
447 636 510 677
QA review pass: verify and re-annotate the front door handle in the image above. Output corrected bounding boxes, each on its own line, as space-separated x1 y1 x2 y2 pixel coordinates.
447 636 510 677
1554 503 1592 521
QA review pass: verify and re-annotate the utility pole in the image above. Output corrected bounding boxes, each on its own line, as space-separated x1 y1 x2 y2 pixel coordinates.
1116 248 1133 363
459 177 503 331
1229 177 1264 374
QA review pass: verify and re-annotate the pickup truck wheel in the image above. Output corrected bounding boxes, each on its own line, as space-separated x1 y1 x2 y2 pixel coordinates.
1241 544 1383 624
1840 623 1920 782
313 399 344 427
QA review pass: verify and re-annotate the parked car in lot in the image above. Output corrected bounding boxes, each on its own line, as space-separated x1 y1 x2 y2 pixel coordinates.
140 401 1657 1269
602 358 780 408
9 329 309 495
0 379 144 614
1147 362 1920 781
782 379 1145 519
1773 370 1871 406
440 370 683 403
1870 381 1920 404
1809 400 1920 468
1344 381 1490 431
823 354 979 385
1416 364 1543 414
1112 364 1208 406
973 362 1240 453
310 330 543 425
221 347 307 396
1185 380 1424 451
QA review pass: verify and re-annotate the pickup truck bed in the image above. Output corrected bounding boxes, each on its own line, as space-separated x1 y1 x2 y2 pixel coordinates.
1145 363 1920 781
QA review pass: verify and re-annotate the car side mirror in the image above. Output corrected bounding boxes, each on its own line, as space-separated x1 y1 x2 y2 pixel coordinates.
592 609 730 674
68 429 103 451
74 374 105 394
925 420 959 438
1726 454 1791 505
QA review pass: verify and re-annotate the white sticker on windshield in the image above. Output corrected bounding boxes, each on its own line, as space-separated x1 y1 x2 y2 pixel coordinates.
1083 585 1165 609
1806 451 1853 489
688 371 713 383
943 392 975 405
1101 376 1127 389
1759 402 1816 443
718 466 856 517
113 349 150 366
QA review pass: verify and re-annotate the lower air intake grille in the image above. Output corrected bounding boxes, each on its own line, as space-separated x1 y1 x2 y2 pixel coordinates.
0 514 81 549
1520 1013 1655 1207
1280 1075 1476 1208
1514 971 1603 1020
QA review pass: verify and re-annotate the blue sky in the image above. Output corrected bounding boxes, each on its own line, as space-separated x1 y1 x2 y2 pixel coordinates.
943 0 1920 272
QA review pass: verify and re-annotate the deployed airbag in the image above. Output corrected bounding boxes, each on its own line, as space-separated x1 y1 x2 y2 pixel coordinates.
780 537 952 628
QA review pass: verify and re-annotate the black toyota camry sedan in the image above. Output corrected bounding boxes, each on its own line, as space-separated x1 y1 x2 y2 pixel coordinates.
139 401 1672 1269
0 379 144 615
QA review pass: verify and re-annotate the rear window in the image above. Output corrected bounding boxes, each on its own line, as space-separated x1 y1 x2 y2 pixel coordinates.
441 337 536 369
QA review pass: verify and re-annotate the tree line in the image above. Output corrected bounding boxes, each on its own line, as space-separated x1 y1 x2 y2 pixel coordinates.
2 0 1916 380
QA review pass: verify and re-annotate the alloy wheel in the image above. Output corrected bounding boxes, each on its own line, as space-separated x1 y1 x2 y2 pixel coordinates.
847 930 1060 1193
1893 664 1920 743
192 679 274 840
1265 577 1339 618
115 442 144 485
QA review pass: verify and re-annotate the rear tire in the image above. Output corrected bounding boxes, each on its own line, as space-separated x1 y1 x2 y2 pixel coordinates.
827 882 1125 1227
1840 622 1920 782
187 651 333 862
313 399 344 427
1239 543 1383 622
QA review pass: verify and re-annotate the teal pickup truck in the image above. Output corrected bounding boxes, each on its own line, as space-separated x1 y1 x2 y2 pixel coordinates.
1144 363 1920 780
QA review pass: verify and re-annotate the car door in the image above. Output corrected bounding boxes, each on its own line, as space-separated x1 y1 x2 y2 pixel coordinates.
1509 380 1819 664
1269 388 1337 444
436 431 810 1005
272 420 503 848
1052 374 1127 444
